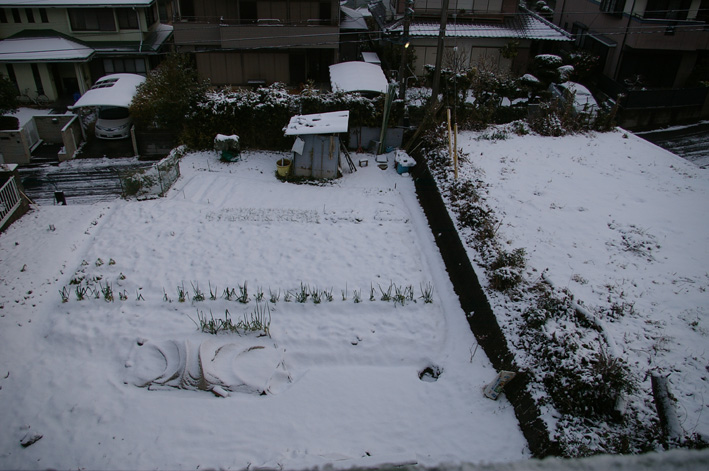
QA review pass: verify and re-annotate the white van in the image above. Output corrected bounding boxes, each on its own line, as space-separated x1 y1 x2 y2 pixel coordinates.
95 106 133 140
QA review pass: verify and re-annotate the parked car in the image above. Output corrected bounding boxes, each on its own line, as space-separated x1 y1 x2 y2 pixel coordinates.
95 106 133 139
548 81 599 117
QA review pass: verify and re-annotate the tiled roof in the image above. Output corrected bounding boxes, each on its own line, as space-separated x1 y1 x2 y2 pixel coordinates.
395 14 572 41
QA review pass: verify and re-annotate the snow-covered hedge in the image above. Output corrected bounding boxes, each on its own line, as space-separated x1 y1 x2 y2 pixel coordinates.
182 84 394 151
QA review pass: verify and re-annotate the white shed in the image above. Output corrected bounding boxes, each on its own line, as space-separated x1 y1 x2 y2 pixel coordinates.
284 111 350 179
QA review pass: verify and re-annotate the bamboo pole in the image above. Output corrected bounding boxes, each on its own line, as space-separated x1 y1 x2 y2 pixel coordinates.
454 123 458 181
446 108 453 169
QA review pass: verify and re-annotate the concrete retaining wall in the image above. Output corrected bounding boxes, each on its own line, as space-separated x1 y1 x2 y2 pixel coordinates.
411 159 558 457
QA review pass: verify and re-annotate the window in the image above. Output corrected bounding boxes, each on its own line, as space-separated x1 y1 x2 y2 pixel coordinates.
599 0 625 16
31 64 44 95
240 1 257 24
39 8 48 23
6 64 19 93
0 10 7 23
571 22 588 48
117 9 139 29
103 58 147 75
11 8 20 23
644 0 691 20
320 2 332 21
69 9 116 31
25 8 34 23
145 4 157 26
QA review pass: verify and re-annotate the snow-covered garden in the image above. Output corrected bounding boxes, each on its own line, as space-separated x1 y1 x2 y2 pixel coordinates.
427 124 709 456
0 150 527 469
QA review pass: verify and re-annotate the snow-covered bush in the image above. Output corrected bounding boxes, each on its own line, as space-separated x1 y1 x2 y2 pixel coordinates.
182 84 386 151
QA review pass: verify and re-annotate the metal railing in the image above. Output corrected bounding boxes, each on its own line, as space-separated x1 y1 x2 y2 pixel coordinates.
175 15 337 26
0 176 21 229
598 74 709 110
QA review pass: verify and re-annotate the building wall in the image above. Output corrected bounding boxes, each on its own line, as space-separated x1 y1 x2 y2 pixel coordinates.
412 0 507 15
186 0 338 23
174 1 340 85
1 3 167 102
196 51 290 84
554 0 709 85
0 5 159 42
0 129 30 165
293 134 340 179
411 38 514 76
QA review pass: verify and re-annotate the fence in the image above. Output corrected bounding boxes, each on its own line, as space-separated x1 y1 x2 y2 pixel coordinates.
0 176 21 229
598 75 709 110
120 147 183 199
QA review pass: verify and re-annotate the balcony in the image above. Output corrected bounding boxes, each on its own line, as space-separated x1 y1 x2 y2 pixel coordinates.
173 18 340 49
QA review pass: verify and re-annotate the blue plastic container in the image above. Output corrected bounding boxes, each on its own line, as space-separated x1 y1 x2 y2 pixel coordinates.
396 163 411 174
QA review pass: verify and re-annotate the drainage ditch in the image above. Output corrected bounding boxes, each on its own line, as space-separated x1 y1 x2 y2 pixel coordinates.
411 159 559 457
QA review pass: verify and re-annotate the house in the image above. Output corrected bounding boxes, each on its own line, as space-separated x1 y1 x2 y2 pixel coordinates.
172 0 342 86
553 0 709 127
284 110 349 179
369 0 572 78
0 0 174 105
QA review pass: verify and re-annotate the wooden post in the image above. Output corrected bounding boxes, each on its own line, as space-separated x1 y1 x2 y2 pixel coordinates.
454 122 458 181
446 108 453 169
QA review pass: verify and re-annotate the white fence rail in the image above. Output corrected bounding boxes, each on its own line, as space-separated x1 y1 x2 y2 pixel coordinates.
0 176 21 229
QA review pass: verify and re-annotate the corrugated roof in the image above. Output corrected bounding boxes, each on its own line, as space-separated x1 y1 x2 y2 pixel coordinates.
395 14 572 41
340 6 369 31
330 61 388 94
68 73 145 109
0 32 94 62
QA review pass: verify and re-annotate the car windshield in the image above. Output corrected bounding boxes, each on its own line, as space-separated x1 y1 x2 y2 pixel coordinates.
98 106 130 120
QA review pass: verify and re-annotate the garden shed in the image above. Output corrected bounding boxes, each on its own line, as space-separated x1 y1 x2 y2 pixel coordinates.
283 111 350 179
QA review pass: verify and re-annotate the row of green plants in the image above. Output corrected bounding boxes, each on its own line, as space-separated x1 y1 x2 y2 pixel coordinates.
59 280 434 306
189 304 271 337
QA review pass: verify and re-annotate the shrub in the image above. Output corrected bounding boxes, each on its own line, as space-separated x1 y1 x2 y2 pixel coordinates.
0 74 19 117
488 248 526 291
130 53 208 133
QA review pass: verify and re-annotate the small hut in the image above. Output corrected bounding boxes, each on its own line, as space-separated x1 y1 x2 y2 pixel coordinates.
283 111 350 179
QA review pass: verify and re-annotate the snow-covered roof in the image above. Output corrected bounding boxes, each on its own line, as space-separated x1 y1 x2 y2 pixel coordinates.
69 73 145 109
361 52 381 64
0 1 154 6
284 111 350 136
0 35 94 62
340 6 369 30
329 61 388 94
394 14 572 41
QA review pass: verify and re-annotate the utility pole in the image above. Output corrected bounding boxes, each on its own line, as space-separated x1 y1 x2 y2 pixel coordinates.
398 0 414 100
430 0 450 105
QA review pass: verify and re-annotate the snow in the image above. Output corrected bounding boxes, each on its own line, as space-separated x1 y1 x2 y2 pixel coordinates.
0 150 527 469
340 5 369 30
69 74 146 110
0 36 93 62
329 61 388 94
284 110 350 135
362 52 381 64
447 127 709 444
0 1 153 6
394 149 416 167
10 107 55 126
214 134 239 142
